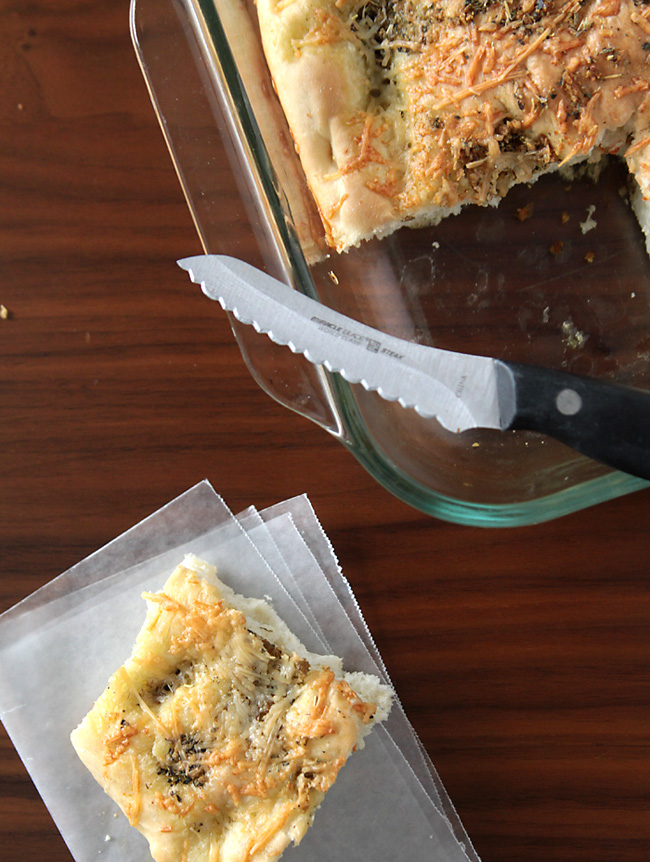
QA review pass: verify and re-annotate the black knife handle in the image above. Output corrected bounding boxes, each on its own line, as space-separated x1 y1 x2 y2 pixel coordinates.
498 360 650 481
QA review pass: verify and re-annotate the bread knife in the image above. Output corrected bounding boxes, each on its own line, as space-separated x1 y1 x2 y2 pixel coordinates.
178 254 650 481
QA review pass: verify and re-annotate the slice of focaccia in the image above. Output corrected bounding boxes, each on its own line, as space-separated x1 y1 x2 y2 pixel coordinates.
256 0 650 252
71 556 391 862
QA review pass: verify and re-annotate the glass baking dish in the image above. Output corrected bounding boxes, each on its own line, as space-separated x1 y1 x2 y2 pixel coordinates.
130 0 650 526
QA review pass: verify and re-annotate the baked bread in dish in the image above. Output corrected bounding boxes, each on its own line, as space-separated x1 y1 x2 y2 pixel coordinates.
256 0 650 251
71 555 391 862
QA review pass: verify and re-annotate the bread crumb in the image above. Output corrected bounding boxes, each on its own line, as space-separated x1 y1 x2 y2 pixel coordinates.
561 211 570 224
561 319 588 349
328 270 339 285
0 305 8 319
584 251 595 263
549 240 564 256
580 205 597 233
516 202 534 221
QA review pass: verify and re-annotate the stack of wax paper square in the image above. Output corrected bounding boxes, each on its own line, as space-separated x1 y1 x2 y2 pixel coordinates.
0 480 479 862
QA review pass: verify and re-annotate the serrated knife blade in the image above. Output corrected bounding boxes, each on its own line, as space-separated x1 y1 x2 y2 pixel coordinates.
178 254 650 481
178 254 513 433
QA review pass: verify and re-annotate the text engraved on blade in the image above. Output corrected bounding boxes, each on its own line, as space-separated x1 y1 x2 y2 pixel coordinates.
310 316 403 358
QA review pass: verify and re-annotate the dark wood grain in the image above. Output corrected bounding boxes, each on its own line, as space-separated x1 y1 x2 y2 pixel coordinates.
1 2 650 861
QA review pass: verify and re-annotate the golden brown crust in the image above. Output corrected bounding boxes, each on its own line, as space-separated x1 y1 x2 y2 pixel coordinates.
257 0 400 249
256 0 650 251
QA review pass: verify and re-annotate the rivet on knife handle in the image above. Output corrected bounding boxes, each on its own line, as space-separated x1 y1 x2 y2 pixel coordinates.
496 361 650 480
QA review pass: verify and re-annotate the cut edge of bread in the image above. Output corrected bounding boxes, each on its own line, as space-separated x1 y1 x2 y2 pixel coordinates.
179 553 393 726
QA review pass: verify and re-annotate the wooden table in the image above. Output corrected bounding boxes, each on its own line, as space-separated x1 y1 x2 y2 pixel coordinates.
2 2 650 860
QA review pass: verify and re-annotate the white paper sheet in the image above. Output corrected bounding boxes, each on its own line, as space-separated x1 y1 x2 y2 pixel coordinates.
0 480 479 862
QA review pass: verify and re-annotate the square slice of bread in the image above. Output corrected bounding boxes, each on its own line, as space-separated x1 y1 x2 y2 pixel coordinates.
71 554 392 862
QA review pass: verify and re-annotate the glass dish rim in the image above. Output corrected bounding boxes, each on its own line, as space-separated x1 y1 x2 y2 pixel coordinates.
130 0 650 527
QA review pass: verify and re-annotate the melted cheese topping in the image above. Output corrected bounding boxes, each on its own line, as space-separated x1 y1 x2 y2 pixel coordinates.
71 564 380 862
257 0 650 250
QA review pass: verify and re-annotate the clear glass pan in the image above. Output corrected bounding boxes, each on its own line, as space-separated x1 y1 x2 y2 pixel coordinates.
131 0 650 526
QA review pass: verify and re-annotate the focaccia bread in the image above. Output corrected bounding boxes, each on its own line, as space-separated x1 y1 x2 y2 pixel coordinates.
71 555 392 862
256 0 650 252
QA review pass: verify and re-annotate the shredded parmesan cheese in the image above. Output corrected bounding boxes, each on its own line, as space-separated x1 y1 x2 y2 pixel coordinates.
256 0 650 250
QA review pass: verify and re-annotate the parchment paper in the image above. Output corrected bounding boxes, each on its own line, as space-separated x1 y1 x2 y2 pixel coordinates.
0 480 478 862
